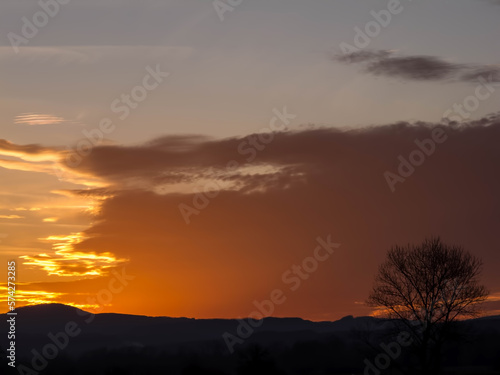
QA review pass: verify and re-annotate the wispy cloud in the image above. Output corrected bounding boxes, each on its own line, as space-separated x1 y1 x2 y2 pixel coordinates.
14 113 68 126
21 233 128 277
0 283 100 310
333 50 500 83
42 217 59 223
0 139 61 161
0 46 194 65
0 138 107 187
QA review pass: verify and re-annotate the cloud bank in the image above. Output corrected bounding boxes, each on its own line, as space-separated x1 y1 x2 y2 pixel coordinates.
3 113 500 318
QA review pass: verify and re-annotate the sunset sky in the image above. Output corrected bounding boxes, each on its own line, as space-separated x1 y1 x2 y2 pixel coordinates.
1 0 499 321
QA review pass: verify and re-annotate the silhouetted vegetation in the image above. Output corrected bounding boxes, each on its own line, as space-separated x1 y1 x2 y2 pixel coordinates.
3 320 498 375
367 237 489 374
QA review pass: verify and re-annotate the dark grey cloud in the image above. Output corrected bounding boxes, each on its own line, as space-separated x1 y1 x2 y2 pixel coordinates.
63 113 500 191
334 50 500 83
460 66 500 83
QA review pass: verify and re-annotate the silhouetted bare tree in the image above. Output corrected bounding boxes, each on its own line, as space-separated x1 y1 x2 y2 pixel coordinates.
367 237 488 374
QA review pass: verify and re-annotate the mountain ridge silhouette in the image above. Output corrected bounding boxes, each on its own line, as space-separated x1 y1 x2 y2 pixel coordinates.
2 303 499 374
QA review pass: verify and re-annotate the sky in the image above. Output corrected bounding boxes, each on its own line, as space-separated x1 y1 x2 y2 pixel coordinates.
0 0 499 321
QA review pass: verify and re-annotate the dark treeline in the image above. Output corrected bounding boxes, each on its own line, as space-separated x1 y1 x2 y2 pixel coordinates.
4 321 500 375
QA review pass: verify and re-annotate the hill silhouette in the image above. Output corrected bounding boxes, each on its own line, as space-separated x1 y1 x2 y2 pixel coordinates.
2 304 383 356
1 304 499 374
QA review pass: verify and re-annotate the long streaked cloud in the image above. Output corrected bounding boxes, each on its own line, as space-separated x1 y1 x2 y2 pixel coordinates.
0 282 103 310
0 138 107 187
0 46 194 66
20 233 128 277
62 113 500 196
0 214 23 219
57 134 300 194
0 139 61 161
14 113 69 126
0 284 65 306
334 50 500 83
